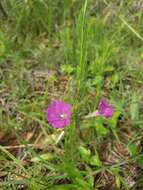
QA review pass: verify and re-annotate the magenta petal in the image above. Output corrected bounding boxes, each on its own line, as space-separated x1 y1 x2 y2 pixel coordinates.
98 98 109 114
47 100 72 128
97 98 114 118
103 107 114 118
64 118 71 126
51 119 66 128
61 104 72 117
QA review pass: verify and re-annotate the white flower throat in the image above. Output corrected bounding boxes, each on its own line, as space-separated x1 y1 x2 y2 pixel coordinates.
60 113 67 118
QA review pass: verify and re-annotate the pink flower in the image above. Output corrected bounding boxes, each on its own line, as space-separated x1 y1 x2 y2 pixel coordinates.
47 100 72 128
96 98 114 118
85 98 114 119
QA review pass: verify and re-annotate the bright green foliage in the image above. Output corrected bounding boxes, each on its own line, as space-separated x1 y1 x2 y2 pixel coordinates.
0 0 143 189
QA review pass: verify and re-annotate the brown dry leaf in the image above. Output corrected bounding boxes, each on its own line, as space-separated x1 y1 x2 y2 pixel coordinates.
0 171 7 178
34 131 64 149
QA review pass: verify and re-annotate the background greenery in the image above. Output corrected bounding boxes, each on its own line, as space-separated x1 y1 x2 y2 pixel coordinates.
0 0 143 189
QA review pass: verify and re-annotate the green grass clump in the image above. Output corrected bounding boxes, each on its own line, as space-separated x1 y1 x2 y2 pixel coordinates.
0 0 143 189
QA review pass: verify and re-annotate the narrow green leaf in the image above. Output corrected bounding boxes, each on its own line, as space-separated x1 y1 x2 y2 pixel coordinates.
130 92 139 121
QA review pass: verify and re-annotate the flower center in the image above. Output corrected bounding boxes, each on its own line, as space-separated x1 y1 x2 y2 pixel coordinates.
60 113 67 119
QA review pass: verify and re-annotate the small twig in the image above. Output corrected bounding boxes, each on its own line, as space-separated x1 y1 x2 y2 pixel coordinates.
55 131 65 145
111 153 143 168
34 132 43 145
3 144 36 149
